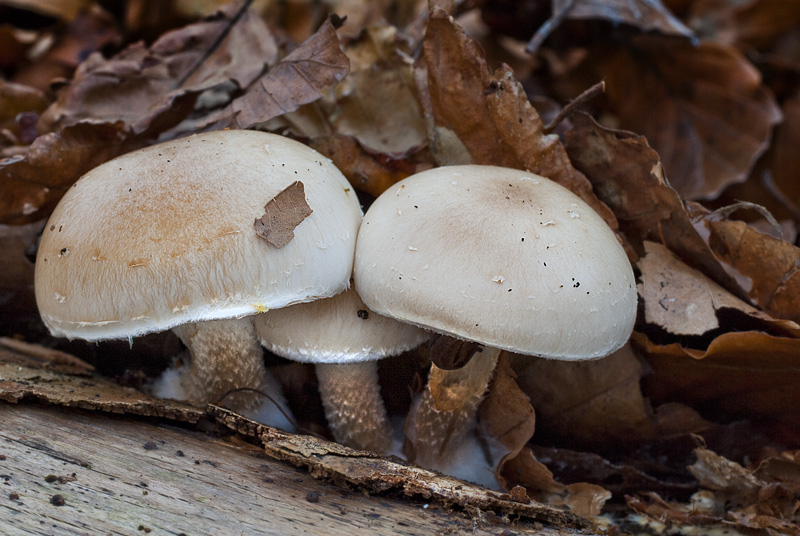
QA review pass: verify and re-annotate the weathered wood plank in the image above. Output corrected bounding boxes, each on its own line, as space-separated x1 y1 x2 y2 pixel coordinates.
0 404 593 535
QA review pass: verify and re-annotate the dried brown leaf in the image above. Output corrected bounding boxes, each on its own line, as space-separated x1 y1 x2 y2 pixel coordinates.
308 134 436 198
421 8 617 229
637 240 792 336
477 353 536 476
565 113 749 300
530 445 699 499
0 336 94 374
634 330 800 432
254 181 313 248
329 23 426 155
11 6 121 92
0 80 49 142
626 492 726 527
706 219 800 324
230 18 350 128
510 343 657 449
553 0 694 37
499 448 611 518
39 0 277 133
0 121 142 224
689 447 800 532
595 35 782 200
770 94 800 217
685 0 800 50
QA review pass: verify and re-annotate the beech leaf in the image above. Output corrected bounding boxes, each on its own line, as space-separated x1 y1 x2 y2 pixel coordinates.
707 218 800 324
39 0 278 134
0 121 141 224
637 240 785 336
593 35 782 200
510 344 656 449
551 0 694 37
476 353 536 476
565 113 750 300
254 181 313 248
230 18 350 128
421 8 617 229
634 330 800 433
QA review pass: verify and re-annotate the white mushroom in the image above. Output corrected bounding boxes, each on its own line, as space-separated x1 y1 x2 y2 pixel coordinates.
35 130 362 425
353 165 637 471
255 287 429 453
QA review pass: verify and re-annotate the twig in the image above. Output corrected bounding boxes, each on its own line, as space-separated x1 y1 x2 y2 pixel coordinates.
544 81 605 133
709 200 784 240
761 170 800 224
526 0 578 54
175 0 256 89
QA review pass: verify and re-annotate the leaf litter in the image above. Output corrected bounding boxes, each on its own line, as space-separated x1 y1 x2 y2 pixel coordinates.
1 0 800 534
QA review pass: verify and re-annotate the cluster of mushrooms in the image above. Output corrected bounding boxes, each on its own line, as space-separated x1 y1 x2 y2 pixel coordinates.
34 130 637 485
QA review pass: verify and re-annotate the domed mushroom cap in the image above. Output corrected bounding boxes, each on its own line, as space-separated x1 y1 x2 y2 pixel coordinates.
354 165 636 360
255 287 430 363
35 130 362 341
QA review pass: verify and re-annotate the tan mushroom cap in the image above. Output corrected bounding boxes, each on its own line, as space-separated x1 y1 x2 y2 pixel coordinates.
353 165 637 360
35 130 362 341
255 287 430 363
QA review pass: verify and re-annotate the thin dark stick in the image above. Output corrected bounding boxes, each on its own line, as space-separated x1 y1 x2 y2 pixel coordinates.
175 0 256 89
761 170 800 224
544 80 605 133
526 0 578 54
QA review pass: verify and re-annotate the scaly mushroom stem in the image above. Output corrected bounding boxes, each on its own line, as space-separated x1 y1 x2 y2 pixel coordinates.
404 346 500 468
315 361 394 454
172 317 281 415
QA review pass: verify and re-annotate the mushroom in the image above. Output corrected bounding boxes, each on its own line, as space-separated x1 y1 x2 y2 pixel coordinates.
353 165 637 471
254 287 429 453
35 130 362 424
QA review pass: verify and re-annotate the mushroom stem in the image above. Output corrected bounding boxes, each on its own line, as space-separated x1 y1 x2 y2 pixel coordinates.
315 361 394 453
172 317 277 414
404 346 500 468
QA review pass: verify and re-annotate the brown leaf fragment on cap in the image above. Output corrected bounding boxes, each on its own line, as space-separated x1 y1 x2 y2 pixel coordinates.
254 181 313 248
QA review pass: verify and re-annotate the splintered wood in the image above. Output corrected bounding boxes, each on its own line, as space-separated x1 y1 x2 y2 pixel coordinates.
0 359 595 535
0 404 591 536
254 181 313 248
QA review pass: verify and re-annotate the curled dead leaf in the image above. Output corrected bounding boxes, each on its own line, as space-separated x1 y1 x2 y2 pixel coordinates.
420 8 617 229
230 18 350 128
510 343 656 449
637 240 791 336
499 448 611 519
586 35 782 200
39 0 277 134
706 219 800 324
477 352 536 477
565 113 749 300
634 330 800 435
0 121 142 224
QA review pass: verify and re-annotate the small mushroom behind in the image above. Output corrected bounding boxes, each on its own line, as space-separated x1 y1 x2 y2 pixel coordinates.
353 165 637 473
34 130 362 426
255 287 430 453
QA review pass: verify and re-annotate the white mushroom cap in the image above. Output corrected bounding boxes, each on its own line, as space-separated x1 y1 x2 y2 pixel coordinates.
255 287 430 364
35 130 362 341
353 165 637 360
